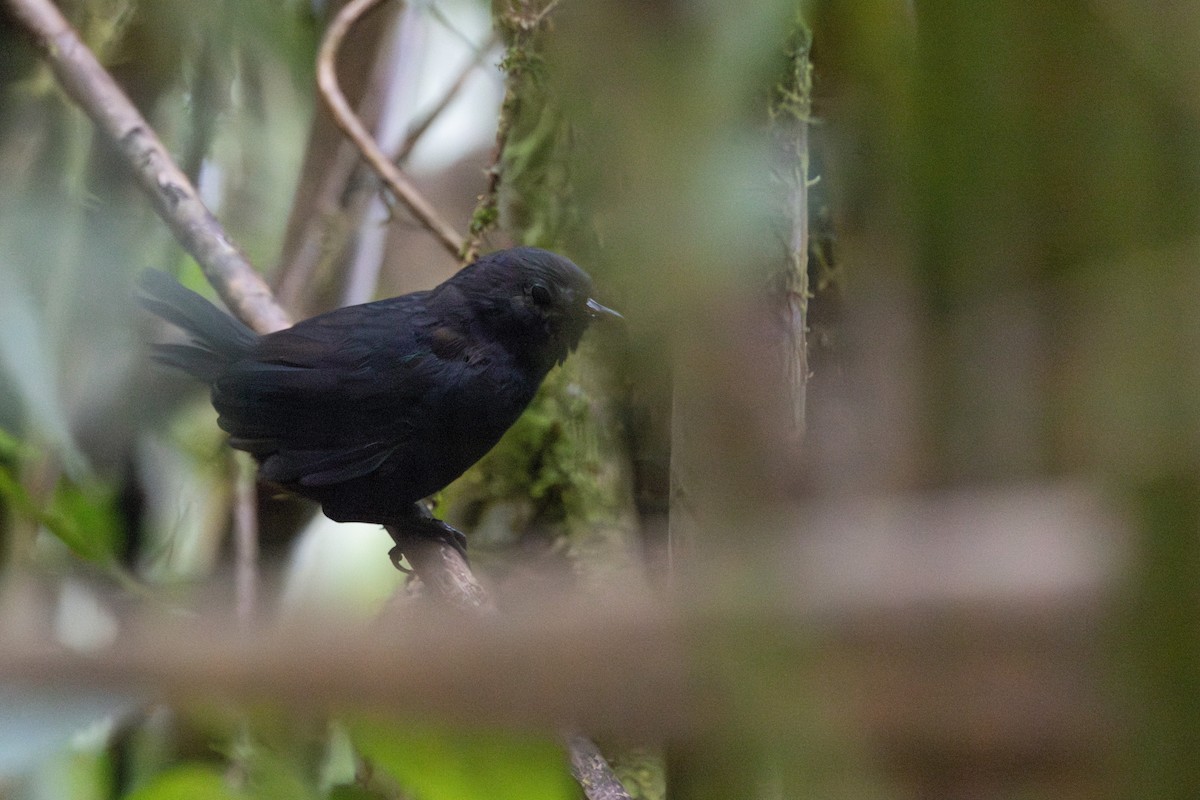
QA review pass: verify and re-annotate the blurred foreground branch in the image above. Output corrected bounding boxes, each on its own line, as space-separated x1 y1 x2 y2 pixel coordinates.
0 484 1120 747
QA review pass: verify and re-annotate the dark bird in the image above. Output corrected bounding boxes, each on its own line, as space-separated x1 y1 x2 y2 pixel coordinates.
139 247 620 557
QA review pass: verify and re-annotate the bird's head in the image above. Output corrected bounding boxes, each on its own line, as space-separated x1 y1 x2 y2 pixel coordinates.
452 247 621 369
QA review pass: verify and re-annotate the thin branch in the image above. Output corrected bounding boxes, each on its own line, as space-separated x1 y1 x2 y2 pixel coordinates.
317 0 466 259
2 0 291 334
233 453 259 628
272 2 402 313
393 33 498 165
339 3 423 308
565 732 635 800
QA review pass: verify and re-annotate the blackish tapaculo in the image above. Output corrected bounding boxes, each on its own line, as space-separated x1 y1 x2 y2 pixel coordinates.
139 247 619 554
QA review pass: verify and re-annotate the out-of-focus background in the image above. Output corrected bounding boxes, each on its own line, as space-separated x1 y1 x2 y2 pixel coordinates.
1 0 1199 798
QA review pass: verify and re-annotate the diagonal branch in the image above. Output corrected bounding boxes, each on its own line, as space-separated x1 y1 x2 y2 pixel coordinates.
317 0 466 259
566 733 635 800
1 0 291 334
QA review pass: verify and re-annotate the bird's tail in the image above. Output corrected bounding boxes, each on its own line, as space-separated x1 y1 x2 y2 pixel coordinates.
137 271 258 382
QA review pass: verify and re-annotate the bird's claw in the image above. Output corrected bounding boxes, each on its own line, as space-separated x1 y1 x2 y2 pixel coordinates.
388 545 413 575
384 505 470 571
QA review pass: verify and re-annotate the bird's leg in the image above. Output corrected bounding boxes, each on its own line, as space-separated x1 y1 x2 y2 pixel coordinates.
410 500 469 556
384 502 469 570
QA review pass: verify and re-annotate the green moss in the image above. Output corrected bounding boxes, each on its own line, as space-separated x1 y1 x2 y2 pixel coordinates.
443 358 615 536
0 427 124 566
608 748 666 800
768 20 813 127
442 1 636 562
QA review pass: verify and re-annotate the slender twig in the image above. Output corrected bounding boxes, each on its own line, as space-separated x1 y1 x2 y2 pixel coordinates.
339 2 423 309
393 33 498 165
2 0 291 334
566 732 635 800
273 3 402 312
233 453 259 628
317 0 466 259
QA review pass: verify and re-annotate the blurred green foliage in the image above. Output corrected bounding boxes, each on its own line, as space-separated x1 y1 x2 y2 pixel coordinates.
0 427 122 565
124 766 241 800
447 363 610 528
349 718 575 800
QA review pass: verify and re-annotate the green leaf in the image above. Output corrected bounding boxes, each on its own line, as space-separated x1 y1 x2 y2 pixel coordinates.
41 480 123 565
0 426 31 461
0 463 37 517
124 765 240 800
349 719 575 800
327 786 388 800
0 427 121 565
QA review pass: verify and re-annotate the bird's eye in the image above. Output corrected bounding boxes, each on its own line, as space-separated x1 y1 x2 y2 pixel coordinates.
530 284 552 306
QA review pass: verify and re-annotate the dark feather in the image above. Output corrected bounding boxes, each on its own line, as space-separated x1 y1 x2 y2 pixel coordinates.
137 271 257 381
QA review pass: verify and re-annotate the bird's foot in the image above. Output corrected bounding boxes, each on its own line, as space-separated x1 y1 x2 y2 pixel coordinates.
387 545 413 575
383 503 470 569
445 523 468 556
409 502 468 561
425 518 470 563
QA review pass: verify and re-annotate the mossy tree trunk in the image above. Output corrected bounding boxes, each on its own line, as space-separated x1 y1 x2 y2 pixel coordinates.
440 1 641 587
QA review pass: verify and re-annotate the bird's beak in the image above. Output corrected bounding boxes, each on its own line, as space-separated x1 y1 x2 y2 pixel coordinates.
586 297 623 321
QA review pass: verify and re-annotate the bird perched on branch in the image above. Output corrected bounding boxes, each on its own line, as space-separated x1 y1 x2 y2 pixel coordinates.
139 247 620 559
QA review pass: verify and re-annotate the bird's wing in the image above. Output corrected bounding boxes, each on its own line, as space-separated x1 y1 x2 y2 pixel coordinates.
211 294 467 487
